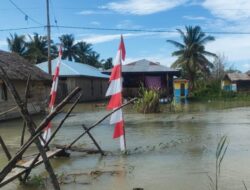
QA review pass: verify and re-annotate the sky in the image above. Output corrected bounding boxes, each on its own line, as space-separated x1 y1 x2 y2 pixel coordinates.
1 0 250 72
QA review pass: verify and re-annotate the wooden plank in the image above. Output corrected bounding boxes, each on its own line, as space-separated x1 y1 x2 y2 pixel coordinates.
0 149 63 188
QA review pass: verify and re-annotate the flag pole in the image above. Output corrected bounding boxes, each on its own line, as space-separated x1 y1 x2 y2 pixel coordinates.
105 35 127 152
120 35 126 152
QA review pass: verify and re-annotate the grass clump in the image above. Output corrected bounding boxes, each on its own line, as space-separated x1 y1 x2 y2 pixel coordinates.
25 174 45 188
135 87 160 113
208 135 229 190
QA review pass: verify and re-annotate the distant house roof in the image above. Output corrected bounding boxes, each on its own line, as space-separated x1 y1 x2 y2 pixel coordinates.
37 59 109 79
0 50 51 81
103 59 180 75
224 73 250 82
246 70 250 75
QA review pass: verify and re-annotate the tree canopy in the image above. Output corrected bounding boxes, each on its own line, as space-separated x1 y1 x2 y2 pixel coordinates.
6 33 111 69
167 25 217 90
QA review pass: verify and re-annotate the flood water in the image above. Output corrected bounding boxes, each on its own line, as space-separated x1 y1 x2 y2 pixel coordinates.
1 100 250 190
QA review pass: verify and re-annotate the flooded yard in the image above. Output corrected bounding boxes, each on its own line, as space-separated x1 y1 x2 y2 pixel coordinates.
1 100 250 190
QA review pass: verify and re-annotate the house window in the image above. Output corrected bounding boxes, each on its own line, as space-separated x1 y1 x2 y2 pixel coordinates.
0 82 7 101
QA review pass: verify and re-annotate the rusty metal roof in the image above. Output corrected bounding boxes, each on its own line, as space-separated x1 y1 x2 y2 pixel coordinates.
225 73 250 82
0 50 51 81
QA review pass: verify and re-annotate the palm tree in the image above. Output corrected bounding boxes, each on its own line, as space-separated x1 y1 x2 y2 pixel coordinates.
167 26 216 90
7 33 26 56
59 34 78 61
75 41 93 63
25 33 57 64
103 57 113 70
87 52 102 68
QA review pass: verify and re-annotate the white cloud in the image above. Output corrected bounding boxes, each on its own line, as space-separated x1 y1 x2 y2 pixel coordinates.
90 21 101 26
80 32 161 44
202 0 250 21
116 20 142 29
81 34 121 44
77 10 111 15
206 35 250 71
183 15 206 20
102 0 187 15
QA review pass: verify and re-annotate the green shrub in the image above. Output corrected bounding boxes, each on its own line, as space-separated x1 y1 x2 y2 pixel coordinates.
135 87 160 113
26 174 45 188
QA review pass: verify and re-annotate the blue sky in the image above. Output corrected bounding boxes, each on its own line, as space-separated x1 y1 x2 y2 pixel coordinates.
1 0 250 71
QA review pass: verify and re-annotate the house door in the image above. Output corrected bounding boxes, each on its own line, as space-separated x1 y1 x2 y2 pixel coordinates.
180 83 185 96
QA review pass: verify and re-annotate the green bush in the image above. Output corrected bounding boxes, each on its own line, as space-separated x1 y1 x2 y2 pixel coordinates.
26 174 45 188
135 87 160 113
192 80 221 98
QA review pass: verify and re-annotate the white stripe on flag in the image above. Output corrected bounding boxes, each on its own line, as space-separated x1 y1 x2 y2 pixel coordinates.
54 77 59 92
41 128 51 146
50 81 55 95
105 78 122 96
110 109 123 124
113 50 121 66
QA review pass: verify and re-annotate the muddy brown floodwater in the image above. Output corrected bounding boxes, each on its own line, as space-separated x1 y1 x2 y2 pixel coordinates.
1 100 250 190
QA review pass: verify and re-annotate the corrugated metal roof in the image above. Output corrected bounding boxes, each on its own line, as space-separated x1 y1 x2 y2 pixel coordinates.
225 73 250 82
37 59 109 79
103 59 180 74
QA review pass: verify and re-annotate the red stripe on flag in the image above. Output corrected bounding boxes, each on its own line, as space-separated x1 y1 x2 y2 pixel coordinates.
107 92 122 110
49 91 57 108
44 122 52 130
113 120 124 138
109 64 121 81
119 35 126 61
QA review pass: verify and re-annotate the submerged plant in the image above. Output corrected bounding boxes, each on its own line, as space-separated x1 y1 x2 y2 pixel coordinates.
135 86 160 113
25 174 45 188
243 181 248 190
208 135 229 190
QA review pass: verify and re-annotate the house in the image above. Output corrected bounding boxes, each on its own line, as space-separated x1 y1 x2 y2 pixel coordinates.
37 59 109 102
222 73 250 92
0 50 51 120
103 59 180 97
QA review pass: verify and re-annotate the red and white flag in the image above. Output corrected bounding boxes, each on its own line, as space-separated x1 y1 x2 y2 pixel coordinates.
42 46 62 144
106 35 126 151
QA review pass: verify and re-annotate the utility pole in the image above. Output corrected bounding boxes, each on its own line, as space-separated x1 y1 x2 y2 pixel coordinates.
46 0 52 74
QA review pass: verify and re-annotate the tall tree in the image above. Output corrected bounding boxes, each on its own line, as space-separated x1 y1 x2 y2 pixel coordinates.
87 52 102 68
167 26 216 90
103 57 113 70
211 54 226 80
59 34 78 61
7 33 26 56
75 41 93 63
25 33 57 64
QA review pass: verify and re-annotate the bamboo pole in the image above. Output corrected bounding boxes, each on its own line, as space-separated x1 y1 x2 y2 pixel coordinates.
0 87 80 186
0 106 17 117
67 98 136 149
0 65 60 190
82 125 104 156
22 93 82 182
0 136 12 161
20 75 30 147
